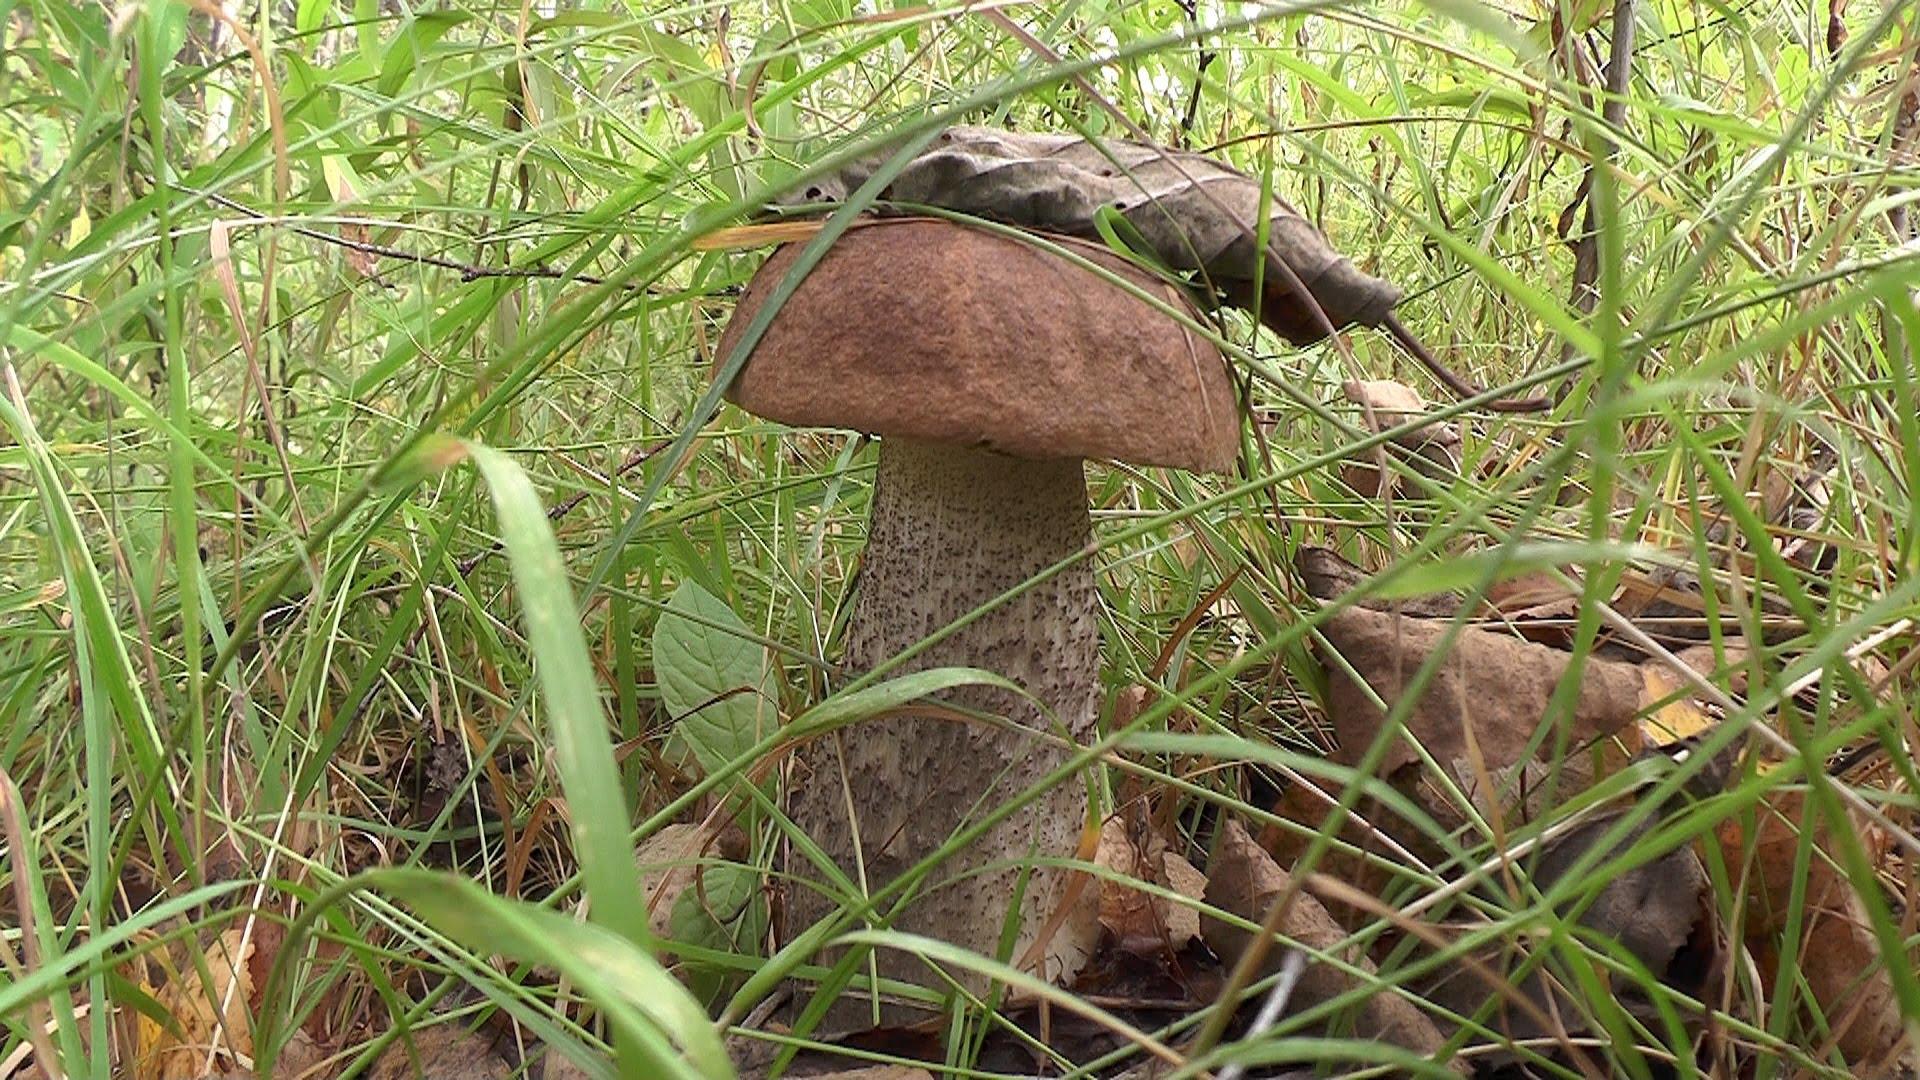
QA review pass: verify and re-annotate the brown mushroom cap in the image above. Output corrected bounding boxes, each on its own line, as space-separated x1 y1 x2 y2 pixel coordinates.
715 218 1240 473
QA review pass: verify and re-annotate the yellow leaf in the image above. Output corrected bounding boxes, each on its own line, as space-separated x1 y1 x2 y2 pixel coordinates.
1638 666 1716 747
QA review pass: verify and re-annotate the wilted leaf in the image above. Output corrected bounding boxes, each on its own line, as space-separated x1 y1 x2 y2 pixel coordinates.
1095 816 1207 950
636 821 763 1005
653 582 781 789
1717 791 1909 1068
1202 820 1452 1060
779 126 1404 345
1317 606 1643 833
670 860 767 1005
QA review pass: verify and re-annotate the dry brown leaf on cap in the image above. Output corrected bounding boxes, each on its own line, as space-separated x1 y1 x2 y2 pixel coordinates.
776 126 1406 346
1339 379 1462 498
368 1025 512 1079
1317 606 1645 836
1716 790 1910 1072
1202 820 1453 1061
1095 816 1208 952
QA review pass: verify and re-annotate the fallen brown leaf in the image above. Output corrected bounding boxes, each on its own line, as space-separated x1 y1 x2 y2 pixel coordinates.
1096 817 1207 951
637 819 747 940
1718 791 1910 1071
1339 380 1462 498
1419 783 1717 1066
1318 606 1643 834
1203 820 1452 1060
133 923 277 1080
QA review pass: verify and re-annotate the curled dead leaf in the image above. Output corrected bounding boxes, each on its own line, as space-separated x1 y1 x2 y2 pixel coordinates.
1317 606 1643 836
1717 791 1910 1070
1095 816 1207 951
1339 380 1462 498
1202 820 1453 1061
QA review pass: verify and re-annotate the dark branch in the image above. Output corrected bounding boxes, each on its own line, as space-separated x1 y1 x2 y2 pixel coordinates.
196 189 630 287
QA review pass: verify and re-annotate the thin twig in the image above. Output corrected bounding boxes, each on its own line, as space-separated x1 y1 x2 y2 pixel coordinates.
1384 313 1552 413
1560 0 1639 372
194 189 634 288
455 439 673 576
1214 949 1306 1080
1175 0 1218 149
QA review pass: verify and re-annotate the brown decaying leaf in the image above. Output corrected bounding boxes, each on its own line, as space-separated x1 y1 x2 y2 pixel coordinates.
1339 379 1462 498
636 819 747 940
1717 791 1911 1070
1416 752 1720 1066
1202 820 1453 1060
120 921 338 1080
778 126 1403 345
1317 606 1644 834
1095 816 1207 951
133 925 265 1080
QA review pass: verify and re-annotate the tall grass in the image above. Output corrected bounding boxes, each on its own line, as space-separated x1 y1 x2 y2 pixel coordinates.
1 0 1916 1076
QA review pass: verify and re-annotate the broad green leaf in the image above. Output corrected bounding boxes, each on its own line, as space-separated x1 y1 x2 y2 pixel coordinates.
295 0 331 34
376 11 472 101
669 861 768 1006
653 582 780 787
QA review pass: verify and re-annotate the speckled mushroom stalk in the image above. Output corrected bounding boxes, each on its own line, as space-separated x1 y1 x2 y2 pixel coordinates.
715 219 1238 1024
823 441 1101 1002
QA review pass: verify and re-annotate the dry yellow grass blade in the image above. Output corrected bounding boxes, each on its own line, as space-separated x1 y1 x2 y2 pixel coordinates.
691 221 831 251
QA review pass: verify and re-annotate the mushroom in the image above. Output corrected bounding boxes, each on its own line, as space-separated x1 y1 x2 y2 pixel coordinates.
715 218 1238 1021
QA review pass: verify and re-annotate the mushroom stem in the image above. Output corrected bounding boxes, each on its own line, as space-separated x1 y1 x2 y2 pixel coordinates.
787 440 1102 1021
